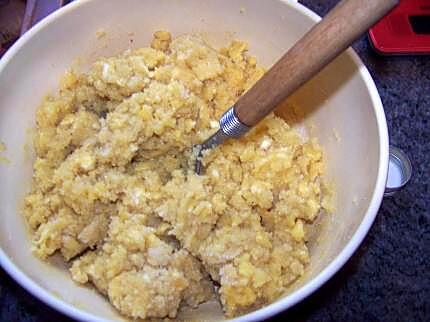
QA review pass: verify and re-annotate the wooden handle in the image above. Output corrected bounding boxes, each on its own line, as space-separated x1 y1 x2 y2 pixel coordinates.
234 0 398 126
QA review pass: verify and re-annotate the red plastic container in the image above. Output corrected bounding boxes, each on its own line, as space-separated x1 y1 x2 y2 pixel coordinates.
369 0 430 55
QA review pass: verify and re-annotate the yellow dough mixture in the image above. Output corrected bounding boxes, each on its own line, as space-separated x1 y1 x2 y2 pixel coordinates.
23 31 332 319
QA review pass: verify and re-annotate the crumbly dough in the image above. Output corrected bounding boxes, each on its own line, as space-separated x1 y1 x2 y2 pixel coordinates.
23 31 332 319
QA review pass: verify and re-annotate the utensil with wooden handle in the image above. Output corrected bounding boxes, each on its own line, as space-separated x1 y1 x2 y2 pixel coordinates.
194 0 398 174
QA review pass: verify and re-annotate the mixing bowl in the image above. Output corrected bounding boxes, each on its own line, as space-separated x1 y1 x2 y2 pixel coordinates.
0 0 389 321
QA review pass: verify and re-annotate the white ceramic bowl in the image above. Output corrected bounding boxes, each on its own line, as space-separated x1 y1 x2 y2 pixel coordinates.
0 0 389 321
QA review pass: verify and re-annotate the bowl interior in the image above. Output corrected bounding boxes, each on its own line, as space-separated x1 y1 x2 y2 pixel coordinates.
0 0 383 321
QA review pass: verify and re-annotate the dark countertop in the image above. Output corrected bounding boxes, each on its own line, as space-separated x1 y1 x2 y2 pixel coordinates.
1 1 429 321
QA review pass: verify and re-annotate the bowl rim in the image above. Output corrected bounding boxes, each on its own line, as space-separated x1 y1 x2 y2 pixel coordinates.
0 0 389 321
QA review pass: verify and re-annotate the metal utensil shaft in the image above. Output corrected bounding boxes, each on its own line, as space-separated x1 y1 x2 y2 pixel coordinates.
194 106 249 174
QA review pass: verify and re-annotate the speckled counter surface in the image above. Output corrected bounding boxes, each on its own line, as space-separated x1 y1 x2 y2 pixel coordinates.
1 0 429 321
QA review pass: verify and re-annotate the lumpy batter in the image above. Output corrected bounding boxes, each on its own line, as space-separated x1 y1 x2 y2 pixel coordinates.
23 31 332 319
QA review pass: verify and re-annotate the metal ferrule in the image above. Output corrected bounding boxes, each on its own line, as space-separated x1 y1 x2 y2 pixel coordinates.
194 106 250 174
219 106 250 138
